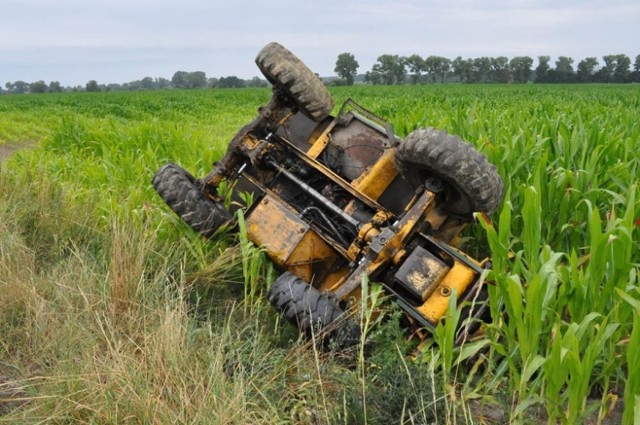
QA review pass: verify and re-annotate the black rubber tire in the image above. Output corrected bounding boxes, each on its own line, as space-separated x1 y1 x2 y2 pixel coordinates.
267 272 360 345
152 163 231 237
396 128 504 218
255 42 334 122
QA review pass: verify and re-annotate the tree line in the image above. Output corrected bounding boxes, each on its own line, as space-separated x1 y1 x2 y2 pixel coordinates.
3 52 640 94
334 53 640 85
2 71 268 94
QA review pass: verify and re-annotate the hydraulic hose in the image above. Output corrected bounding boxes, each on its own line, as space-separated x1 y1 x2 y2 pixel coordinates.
266 159 361 230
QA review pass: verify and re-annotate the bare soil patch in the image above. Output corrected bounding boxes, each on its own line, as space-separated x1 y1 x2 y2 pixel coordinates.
0 375 28 415
0 141 36 162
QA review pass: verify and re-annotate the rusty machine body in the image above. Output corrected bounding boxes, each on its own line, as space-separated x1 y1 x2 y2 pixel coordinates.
153 42 504 343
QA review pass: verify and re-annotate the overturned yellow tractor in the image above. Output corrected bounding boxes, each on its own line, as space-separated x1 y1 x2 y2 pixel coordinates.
153 42 504 344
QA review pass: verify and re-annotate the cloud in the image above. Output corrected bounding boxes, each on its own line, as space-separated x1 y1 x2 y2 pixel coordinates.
1 0 638 85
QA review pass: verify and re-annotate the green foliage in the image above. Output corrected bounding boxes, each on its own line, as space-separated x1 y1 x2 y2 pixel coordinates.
334 52 359 86
368 54 406 85
85 79 100 92
0 84 639 423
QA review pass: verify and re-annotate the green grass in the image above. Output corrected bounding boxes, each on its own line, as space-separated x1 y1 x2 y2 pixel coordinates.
0 84 639 423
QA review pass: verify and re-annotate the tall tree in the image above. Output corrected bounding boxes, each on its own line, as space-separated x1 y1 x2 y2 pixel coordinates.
334 53 359 85
510 56 534 83
405 54 424 84
140 77 154 90
371 55 405 85
491 57 510 83
171 71 188 89
452 57 473 83
15 81 29 93
217 76 245 88
472 57 492 83
30 80 48 93
632 55 640 83
452 57 463 81
49 81 62 92
186 71 207 89
595 55 617 82
156 78 170 89
425 56 450 83
554 56 575 82
576 57 599 82
86 80 100 92
535 56 551 83
394 56 407 84
613 54 631 83
435 57 451 83
364 70 382 85
7 81 28 94
423 56 438 83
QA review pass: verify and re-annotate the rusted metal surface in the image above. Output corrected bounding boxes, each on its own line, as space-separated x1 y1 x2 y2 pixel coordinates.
350 148 399 201
333 190 437 301
156 43 499 346
245 193 340 284
330 117 388 181
275 111 318 152
277 134 388 213
246 195 309 267
394 246 451 302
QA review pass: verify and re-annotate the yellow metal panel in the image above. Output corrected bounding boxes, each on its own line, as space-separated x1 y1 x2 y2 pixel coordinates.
416 260 477 324
307 134 331 159
245 196 307 267
317 266 350 292
350 149 399 200
246 194 341 286
286 230 339 284
307 120 339 159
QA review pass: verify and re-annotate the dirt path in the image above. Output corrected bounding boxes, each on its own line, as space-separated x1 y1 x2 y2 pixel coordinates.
0 141 36 416
0 141 36 162
1 140 36 413
0 375 28 415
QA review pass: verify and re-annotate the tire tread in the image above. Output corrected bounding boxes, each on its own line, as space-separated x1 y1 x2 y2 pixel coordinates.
152 163 231 237
396 128 504 217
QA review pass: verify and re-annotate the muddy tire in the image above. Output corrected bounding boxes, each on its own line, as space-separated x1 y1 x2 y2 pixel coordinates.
152 163 231 237
396 128 504 218
255 42 334 122
267 272 360 346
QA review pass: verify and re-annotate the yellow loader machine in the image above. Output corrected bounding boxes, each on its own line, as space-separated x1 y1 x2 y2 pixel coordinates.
153 42 504 344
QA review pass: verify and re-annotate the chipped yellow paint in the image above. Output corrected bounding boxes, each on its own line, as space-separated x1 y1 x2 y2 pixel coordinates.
246 193 341 284
307 120 339 159
410 256 451 300
286 230 339 283
407 270 429 290
351 148 399 200
245 137 479 331
245 195 307 266
417 260 477 323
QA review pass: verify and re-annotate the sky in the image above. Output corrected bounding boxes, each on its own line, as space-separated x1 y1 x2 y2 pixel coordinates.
1 0 639 87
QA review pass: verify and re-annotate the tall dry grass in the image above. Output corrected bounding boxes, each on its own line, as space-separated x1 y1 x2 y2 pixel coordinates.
1 165 440 424
1 85 638 423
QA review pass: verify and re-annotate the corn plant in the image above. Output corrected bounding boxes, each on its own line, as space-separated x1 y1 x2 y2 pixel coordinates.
1 84 639 423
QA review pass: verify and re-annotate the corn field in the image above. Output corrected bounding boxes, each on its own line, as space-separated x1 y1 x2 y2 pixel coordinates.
0 84 639 424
